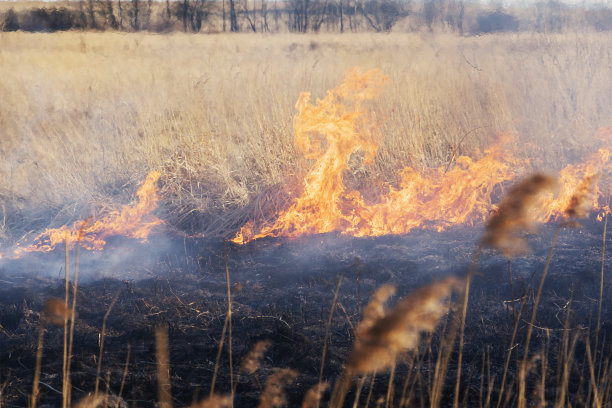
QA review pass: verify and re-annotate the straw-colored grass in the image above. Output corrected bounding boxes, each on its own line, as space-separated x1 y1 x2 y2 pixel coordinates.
1 31 611 238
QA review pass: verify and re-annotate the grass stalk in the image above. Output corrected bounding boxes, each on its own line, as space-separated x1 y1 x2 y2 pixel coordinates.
554 333 578 408
586 341 602 408
364 372 376 408
431 306 460 407
94 289 121 396
385 360 396 408
155 325 172 408
210 312 229 396
319 274 343 389
399 353 416 407
62 233 69 408
518 223 561 408
225 243 234 405
30 326 45 408
496 292 528 408
66 221 87 406
453 249 481 408
595 210 608 356
211 242 233 401
352 376 366 408
507 260 515 317
116 343 131 408
329 371 352 408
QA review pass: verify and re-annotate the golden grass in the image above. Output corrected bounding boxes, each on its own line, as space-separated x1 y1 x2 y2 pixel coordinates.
1 31 612 238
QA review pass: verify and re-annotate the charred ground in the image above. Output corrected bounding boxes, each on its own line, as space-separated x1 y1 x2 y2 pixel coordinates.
0 221 610 407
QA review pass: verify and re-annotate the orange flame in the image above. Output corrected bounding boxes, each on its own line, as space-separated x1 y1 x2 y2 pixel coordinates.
542 149 610 221
233 68 612 244
11 171 163 258
232 69 525 244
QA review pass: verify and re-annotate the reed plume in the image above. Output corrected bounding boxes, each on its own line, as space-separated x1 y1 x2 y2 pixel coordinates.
191 395 233 408
73 394 104 408
348 277 460 375
241 340 271 375
41 298 71 326
31 298 70 408
481 173 556 257
564 173 599 221
359 285 396 333
257 368 298 408
73 394 127 408
301 382 329 408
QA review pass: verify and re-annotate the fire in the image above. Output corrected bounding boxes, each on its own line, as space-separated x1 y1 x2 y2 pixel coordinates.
232 68 523 244
542 148 610 221
233 68 612 244
10 171 163 258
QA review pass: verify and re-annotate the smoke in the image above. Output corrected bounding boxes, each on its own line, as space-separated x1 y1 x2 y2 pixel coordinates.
0 233 184 283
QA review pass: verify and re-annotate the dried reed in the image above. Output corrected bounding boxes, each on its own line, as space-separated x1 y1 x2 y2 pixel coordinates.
66 220 88 405
319 275 343 388
517 224 561 408
595 199 609 356
31 298 70 408
516 173 599 407
232 340 271 397
241 340 271 375
211 243 233 400
481 173 557 257
155 324 172 408
257 368 298 408
116 343 131 408
191 394 233 408
41 298 71 326
564 174 599 221
301 382 329 408
94 289 122 396
331 278 458 408
62 233 69 408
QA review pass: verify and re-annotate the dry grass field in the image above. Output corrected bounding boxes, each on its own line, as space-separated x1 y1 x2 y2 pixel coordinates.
1 31 612 241
2 29 612 408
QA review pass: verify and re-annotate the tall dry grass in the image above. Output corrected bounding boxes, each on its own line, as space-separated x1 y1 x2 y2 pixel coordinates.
1 31 612 239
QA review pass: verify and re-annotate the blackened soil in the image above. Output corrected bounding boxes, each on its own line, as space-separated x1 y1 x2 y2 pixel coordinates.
1 221 611 407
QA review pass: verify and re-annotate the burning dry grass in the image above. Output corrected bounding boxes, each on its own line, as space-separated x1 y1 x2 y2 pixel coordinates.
2 29 612 408
1 31 612 241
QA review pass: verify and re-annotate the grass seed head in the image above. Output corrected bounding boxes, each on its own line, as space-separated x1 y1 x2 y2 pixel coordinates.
241 340 272 375
73 394 127 408
348 277 460 374
359 284 396 334
301 381 329 408
257 368 298 408
481 173 557 257
565 173 599 221
191 394 233 408
41 298 71 326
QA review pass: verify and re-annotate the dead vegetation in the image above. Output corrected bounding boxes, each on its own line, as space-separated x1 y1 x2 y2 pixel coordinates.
1 32 612 241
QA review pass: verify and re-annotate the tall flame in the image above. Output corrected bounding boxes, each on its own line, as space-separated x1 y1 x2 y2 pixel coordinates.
11 171 163 258
233 69 522 244
233 68 612 244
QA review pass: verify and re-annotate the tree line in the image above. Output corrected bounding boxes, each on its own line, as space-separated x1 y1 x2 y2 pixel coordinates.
2 0 612 34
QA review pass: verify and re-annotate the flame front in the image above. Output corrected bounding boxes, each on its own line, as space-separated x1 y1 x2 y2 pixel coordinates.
233 68 612 244
10 171 163 258
232 69 524 244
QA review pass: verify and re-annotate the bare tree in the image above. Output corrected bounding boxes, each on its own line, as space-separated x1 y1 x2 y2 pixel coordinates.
229 0 238 31
130 0 139 30
87 0 97 28
105 0 118 29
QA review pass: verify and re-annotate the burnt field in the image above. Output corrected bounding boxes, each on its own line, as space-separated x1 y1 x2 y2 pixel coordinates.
1 220 610 407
